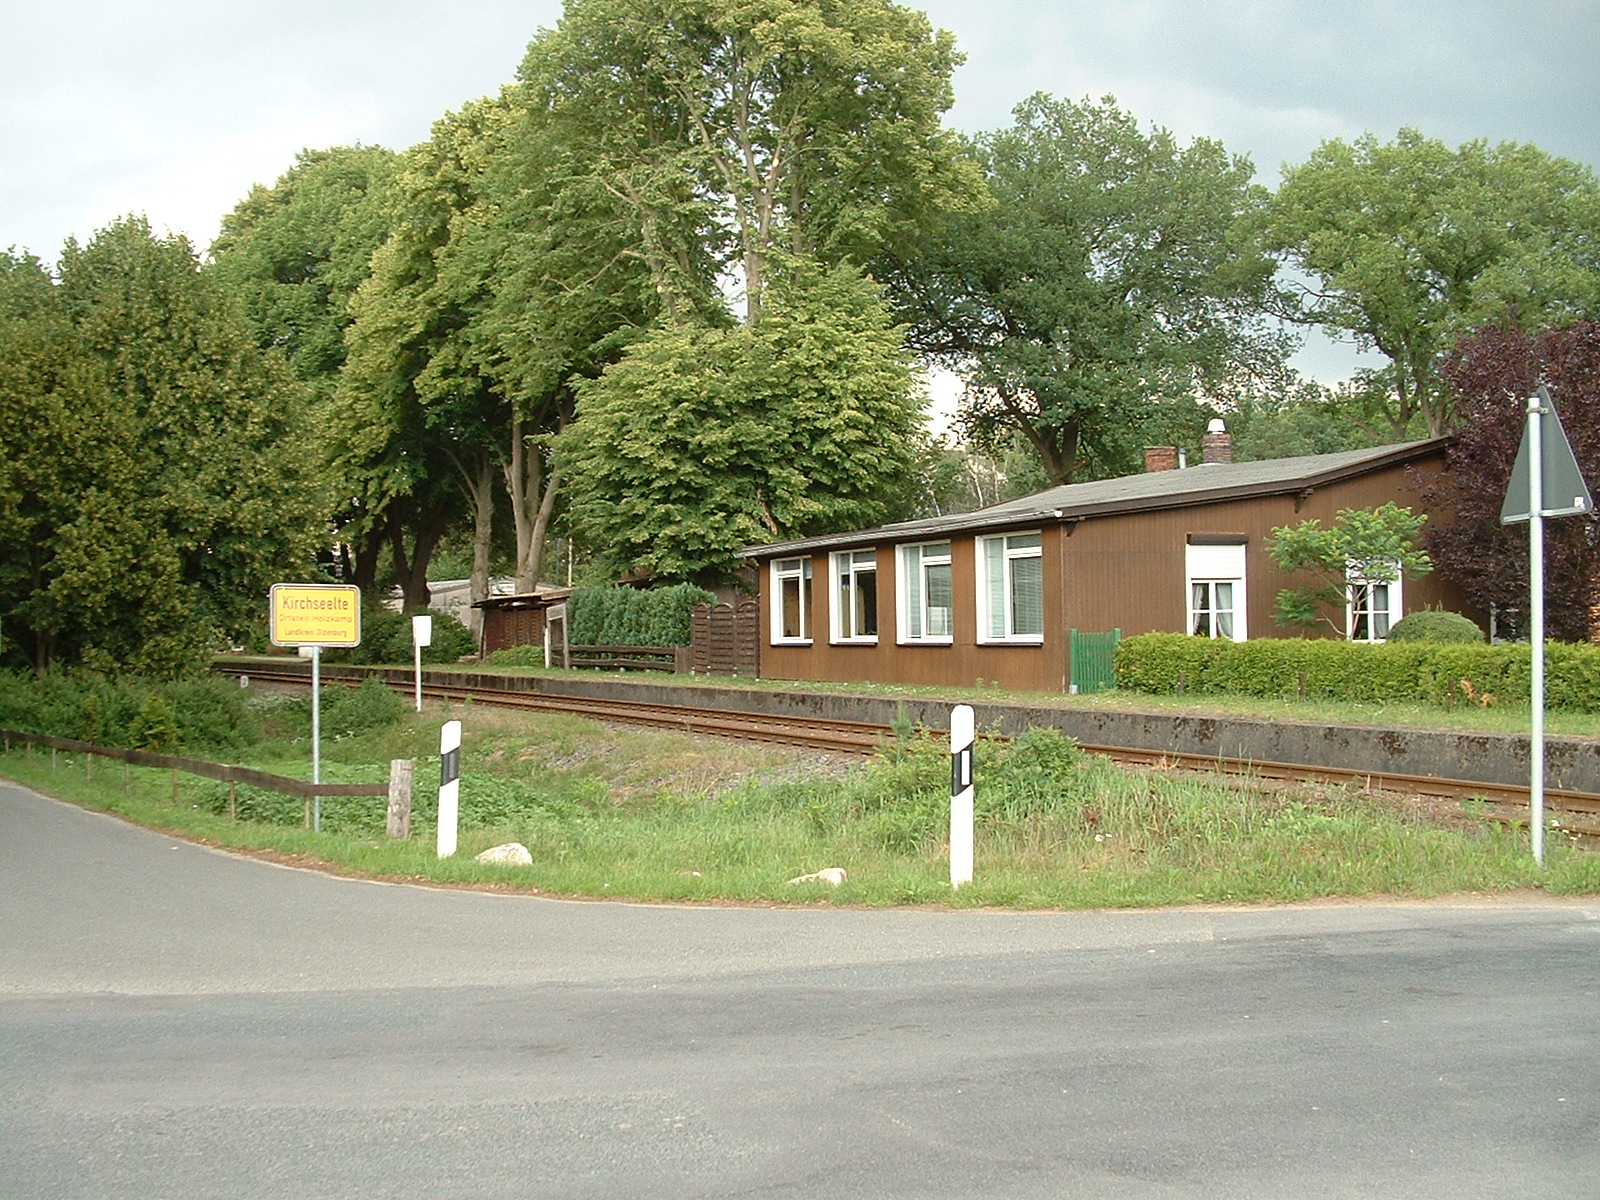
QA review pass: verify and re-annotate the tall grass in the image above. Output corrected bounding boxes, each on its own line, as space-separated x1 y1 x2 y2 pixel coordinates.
5 699 1597 907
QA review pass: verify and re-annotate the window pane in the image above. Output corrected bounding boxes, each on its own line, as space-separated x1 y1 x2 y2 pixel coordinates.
781 576 802 639
1011 555 1043 636
904 546 922 639
926 562 952 637
1008 532 1041 551
855 567 878 637
1191 582 1211 637
985 539 1006 639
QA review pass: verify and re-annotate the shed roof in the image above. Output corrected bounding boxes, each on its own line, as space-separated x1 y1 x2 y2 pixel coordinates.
739 438 1449 559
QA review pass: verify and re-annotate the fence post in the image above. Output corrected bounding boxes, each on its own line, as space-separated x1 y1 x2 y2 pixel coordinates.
387 759 414 839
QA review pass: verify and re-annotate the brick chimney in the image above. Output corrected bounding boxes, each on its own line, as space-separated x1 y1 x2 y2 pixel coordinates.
1201 419 1232 465
1144 445 1178 472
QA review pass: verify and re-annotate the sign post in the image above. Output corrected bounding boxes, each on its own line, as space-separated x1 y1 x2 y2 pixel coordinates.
1500 383 1594 866
270 584 361 832
950 704 975 889
411 615 433 713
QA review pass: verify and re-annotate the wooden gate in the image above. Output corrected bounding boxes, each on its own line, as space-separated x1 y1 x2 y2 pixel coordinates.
692 600 760 676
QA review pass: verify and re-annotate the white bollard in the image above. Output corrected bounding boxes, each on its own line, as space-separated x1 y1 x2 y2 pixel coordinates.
950 704 975 889
438 719 461 858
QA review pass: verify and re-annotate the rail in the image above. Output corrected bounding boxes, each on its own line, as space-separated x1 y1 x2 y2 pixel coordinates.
0 727 403 829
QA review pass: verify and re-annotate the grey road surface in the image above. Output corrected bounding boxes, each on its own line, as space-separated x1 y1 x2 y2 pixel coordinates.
3 778 1598 1199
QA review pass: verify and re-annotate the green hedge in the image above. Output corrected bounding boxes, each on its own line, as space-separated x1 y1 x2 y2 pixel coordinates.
0 671 261 753
325 607 476 666
567 584 716 647
1114 632 1600 712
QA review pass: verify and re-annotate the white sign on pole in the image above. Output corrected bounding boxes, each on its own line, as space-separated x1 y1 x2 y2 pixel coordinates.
412 615 433 713
950 704 975 889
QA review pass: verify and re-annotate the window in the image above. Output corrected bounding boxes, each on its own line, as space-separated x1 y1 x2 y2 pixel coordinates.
771 557 811 643
978 532 1043 642
832 549 878 641
1185 541 1246 641
1347 562 1401 642
899 542 953 643
1190 580 1237 639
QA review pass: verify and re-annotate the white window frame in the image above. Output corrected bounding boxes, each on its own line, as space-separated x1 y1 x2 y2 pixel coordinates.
770 557 812 644
976 532 1044 644
1347 561 1402 643
897 541 954 644
831 549 879 643
1185 542 1247 641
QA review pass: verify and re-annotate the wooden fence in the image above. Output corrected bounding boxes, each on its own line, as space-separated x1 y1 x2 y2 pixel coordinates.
691 600 759 676
0 727 412 834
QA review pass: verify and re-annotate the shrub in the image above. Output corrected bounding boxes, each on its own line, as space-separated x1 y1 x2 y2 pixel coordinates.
1386 610 1486 644
568 584 716 647
0 672 261 752
327 607 477 666
1114 633 1600 712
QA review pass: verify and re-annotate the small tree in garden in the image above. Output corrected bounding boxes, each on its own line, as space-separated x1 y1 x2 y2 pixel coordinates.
1269 503 1432 635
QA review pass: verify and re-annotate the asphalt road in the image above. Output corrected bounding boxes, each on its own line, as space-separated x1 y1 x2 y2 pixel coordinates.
3 777 1598 1199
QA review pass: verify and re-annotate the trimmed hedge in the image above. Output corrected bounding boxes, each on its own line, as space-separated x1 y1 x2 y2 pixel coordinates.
1386 610 1485 644
1114 632 1600 712
567 584 716 647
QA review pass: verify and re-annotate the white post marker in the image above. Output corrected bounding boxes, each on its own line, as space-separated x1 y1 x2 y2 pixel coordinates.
299 644 324 832
950 704 975 889
438 719 462 858
412 614 433 713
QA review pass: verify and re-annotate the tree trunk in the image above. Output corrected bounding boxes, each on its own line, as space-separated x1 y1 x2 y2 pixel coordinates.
389 498 447 612
451 451 496 640
506 409 563 593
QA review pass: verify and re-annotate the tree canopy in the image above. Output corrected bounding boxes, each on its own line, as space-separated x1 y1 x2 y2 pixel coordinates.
557 264 922 583
1262 129 1600 439
519 0 983 324
1419 321 1600 642
884 93 1291 486
0 221 323 674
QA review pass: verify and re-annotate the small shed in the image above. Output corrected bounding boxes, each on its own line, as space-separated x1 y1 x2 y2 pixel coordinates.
475 588 572 663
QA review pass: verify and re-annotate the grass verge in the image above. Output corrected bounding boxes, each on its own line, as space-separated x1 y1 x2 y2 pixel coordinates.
5 701 1598 908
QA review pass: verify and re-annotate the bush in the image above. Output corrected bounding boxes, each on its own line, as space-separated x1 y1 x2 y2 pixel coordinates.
1114 633 1600 712
327 607 477 666
0 671 261 752
1386 610 1486 643
568 584 716 647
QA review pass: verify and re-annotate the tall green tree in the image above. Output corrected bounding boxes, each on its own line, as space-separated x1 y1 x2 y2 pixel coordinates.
209 145 399 592
519 0 983 324
1 220 322 674
884 94 1291 486
558 263 921 583
1262 129 1600 438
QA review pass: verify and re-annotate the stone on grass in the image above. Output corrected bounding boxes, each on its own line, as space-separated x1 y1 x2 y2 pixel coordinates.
786 867 847 887
475 842 533 866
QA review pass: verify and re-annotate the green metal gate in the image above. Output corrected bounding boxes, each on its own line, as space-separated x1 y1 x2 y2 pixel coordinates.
1069 628 1121 694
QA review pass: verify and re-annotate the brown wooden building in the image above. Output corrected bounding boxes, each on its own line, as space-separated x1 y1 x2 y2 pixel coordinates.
738 437 1472 693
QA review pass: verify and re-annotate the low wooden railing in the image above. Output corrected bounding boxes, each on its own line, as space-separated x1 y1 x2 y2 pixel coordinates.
0 727 413 834
565 644 690 673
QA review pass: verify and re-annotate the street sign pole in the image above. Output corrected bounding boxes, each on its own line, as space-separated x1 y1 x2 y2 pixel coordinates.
311 644 323 832
1527 395 1545 866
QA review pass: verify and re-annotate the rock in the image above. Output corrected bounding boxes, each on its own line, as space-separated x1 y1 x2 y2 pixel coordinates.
786 867 847 887
475 842 532 866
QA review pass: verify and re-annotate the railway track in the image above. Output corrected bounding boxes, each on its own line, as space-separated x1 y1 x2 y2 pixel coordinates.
229 661 1600 838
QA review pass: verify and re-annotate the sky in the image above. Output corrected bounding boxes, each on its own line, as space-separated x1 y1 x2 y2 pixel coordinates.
4 0 1598 384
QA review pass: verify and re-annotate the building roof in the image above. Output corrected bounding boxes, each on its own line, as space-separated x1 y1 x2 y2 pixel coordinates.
738 438 1449 559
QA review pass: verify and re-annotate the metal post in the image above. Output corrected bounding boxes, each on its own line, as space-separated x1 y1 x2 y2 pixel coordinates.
950 704 975 889
1528 395 1545 866
311 644 322 833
